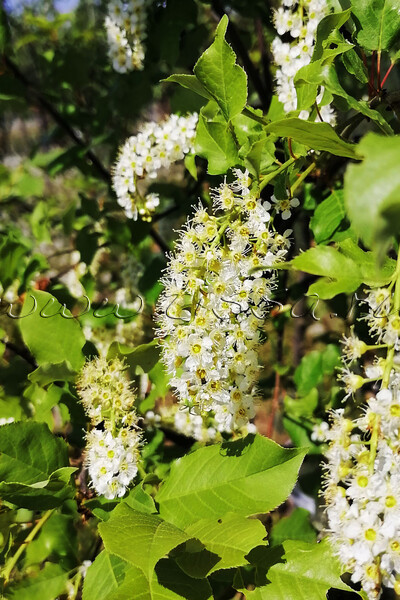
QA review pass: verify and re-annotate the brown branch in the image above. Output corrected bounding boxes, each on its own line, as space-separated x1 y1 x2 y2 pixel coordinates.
3 55 169 254
3 55 111 184
255 18 273 111
1 338 37 369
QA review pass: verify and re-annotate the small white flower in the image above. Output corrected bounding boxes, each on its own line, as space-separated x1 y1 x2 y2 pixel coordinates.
311 421 329 442
271 195 300 220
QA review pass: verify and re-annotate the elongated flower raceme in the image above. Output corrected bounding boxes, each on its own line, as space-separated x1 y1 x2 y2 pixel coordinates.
323 277 400 598
112 113 198 220
271 0 335 124
105 0 149 72
156 170 294 432
77 357 142 500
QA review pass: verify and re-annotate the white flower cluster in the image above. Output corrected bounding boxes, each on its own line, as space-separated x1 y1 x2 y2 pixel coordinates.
113 113 198 220
77 357 142 499
173 406 257 441
105 0 149 73
271 0 336 124
324 389 400 599
146 405 257 443
336 286 400 398
324 280 400 597
156 169 294 432
364 287 400 351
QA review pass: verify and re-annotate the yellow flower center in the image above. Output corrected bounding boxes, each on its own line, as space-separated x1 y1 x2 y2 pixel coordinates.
386 495 397 508
365 528 376 542
391 404 400 417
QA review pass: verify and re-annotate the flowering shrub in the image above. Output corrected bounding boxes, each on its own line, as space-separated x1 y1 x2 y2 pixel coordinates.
1 1 400 600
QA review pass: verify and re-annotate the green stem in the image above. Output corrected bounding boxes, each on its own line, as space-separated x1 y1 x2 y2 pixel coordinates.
369 251 400 474
290 161 316 196
382 251 400 389
369 414 380 475
242 106 269 125
69 570 83 600
2 509 55 583
228 121 240 151
259 157 296 191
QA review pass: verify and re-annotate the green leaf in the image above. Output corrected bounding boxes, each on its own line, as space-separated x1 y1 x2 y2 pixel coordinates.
99 504 189 578
83 551 213 600
83 551 128 600
289 243 395 299
341 49 368 83
235 539 356 600
5 562 68 600
344 133 400 248
0 421 68 485
0 230 30 290
28 361 78 386
177 514 267 578
154 558 212 600
241 137 276 177
310 190 346 244
351 0 400 54
124 484 157 514
19 290 85 371
163 74 212 100
24 513 78 569
282 418 320 455
0 422 74 509
194 111 239 174
107 340 160 373
184 153 198 180
321 343 341 374
338 238 396 284
294 353 324 396
194 15 247 121
93 505 212 600
265 118 357 159
23 382 62 427
324 66 392 135
290 246 362 299
270 509 317 546
156 434 306 529
295 62 392 134
312 9 352 60
284 388 319 418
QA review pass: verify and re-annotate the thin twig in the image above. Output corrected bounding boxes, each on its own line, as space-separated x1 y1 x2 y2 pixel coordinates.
370 50 377 98
3 56 111 184
152 203 179 223
254 18 273 111
291 161 316 196
3 55 169 253
1 338 37 369
314 101 324 123
2 509 55 584
381 62 395 89
377 50 381 90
